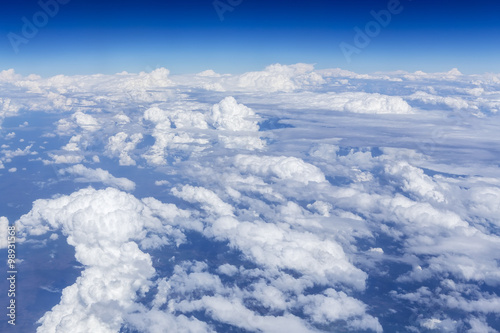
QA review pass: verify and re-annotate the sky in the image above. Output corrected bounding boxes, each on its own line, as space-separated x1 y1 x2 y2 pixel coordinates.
1 0 500 76
2 2 500 331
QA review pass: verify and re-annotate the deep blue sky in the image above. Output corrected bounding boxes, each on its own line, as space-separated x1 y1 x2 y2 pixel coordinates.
1 0 499 76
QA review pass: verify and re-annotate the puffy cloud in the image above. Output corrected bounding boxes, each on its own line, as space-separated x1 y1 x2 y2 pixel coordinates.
106 132 143 166
209 97 260 132
1 144 35 161
0 216 9 249
403 67 463 81
197 69 221 77
16 187 189 332
36 243 154 333
209 97 265 150
384 160 446 203
172 185 234 216
143 106 169 124
211 217 367 289
0 97 21 127
271 91 413 114
126 308 213 333
6 63 500 332
237 63 325 92
233 154 326 184
407 91 471 110
62 135 83 152
72 111 100 132
178 296 317 333
467 317 499 333
218 135 265 150
467 186 500 225
343 92 413 114
59 164 136 191
46 154 85 164
141 105 210 165
419 318 459 332
172 185 367 290
113 114 130 124
298 289 382 332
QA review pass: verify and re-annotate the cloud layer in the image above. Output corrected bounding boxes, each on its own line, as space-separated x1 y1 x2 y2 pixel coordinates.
2 63 500 332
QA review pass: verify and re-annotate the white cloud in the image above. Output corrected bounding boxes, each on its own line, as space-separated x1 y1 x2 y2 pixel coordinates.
298 289 382 332
218 134 265 150
47 154 84 164
16 187 189 332
208 97 265 150
113 114 130 124
0 216 9 249
237 63 325 92
384 160 446 203
59 164 136 191
2 144 35 160
179 296 316 333
143 106 169 124
264 91 413 114
420 318 458 332
172 185 234 216
5 63 500 332
106 132 143 166
233 154 326 184
468 317 499 333
72 111 100 132
407 90 471 110
172 184 367 290
62 135 82 152
209 97 260 132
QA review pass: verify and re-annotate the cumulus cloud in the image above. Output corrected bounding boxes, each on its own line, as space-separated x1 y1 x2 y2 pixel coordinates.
233 154 326 184
16 187 189 332
237 63 325 92
172 185 234 216
59 164 136 191
106 132 143 166
5 63 500 332
47 154 85 164
72 111 100 132
298 289 382 332
62 135 83 152
0 216 9 249
407 90 471 110
209 97 265 150
262 91 413 114
209 97 260 132
171 185 368 290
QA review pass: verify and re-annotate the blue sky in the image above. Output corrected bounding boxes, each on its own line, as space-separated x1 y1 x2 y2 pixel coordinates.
1 0 499 76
